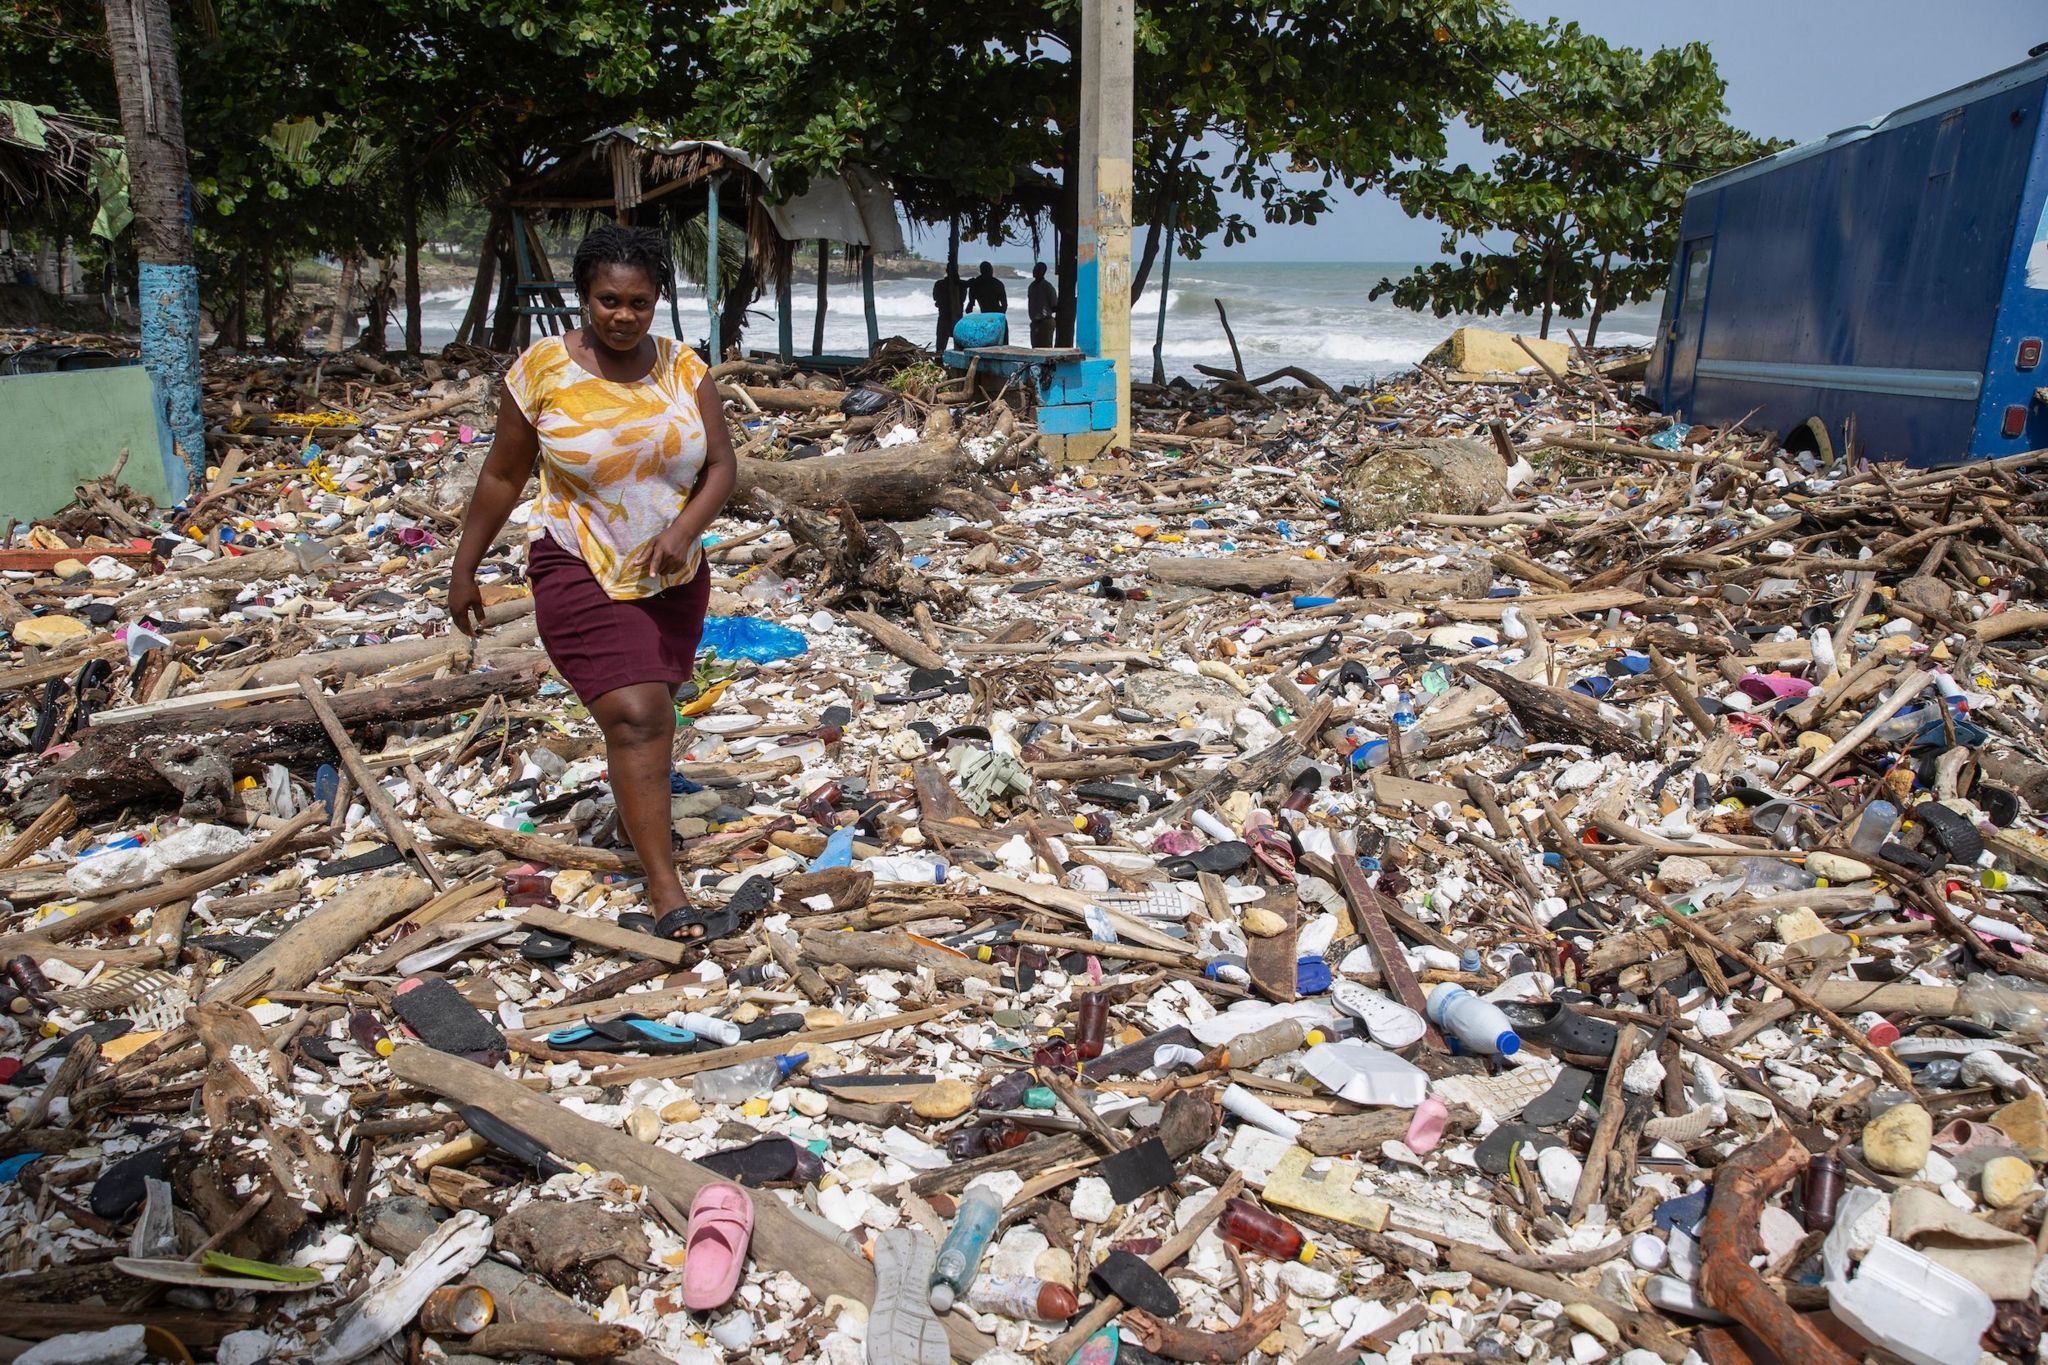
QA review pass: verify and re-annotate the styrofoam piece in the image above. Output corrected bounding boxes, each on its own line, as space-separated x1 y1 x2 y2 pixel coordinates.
1826 1236 1994 1365
1644 1276 1731 1323
1298 1041 1428 1108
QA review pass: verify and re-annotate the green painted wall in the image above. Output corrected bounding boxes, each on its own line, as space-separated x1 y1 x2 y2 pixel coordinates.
0 365 182 522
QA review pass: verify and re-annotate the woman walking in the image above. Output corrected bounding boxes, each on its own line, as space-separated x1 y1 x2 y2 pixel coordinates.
449 224 736 924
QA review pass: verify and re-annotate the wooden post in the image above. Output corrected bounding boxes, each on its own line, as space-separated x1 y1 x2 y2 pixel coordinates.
812 238 828 356
775 252 793 364
705 173 723 361
861 247 879 356
1150 202 1175 387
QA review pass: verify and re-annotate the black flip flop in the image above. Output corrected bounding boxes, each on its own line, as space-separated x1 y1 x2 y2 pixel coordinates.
459 1104 570 1177
519 930 577 962
1161 841 1250 880
392 978 507 1061
698 1135 818 1187
653 904 740 944
1475 1123 1564 1176
1522 1066 1596 1128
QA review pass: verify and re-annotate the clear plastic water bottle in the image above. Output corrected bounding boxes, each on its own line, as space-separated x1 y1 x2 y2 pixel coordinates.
1849 800 1899 855
929 1185 1003 1311
1392 690 1417 730
1959 980 2048 1040
694 1052 806 1103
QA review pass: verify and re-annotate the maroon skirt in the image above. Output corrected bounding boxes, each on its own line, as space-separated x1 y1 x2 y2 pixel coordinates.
527 532 712 704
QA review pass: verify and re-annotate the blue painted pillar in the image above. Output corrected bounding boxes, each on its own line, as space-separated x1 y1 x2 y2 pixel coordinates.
138 261 204 484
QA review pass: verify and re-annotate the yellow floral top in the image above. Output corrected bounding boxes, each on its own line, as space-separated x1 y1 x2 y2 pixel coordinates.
504 333 710 600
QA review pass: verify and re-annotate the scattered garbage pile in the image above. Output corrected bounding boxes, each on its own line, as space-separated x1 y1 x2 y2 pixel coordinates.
5 326 2048 1365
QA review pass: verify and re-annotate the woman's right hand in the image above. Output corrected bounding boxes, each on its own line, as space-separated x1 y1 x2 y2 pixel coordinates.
448 570 487 637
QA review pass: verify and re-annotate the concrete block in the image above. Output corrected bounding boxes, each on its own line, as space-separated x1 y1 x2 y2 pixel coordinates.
1091 400 1119 430
1038 403 1093 436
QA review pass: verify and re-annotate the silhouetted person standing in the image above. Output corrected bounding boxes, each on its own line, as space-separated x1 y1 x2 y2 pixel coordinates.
965 261 1010 343
932 265 966 354
1027 262 1058 348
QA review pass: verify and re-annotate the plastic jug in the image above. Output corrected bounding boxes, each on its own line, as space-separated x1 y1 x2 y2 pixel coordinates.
1425 983 1521 1056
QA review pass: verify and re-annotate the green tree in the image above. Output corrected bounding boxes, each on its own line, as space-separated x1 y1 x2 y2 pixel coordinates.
1372 19 1782 342
701 1 1507 343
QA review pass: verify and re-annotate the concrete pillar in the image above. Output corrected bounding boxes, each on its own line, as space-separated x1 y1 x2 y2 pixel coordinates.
1068 0 1133 464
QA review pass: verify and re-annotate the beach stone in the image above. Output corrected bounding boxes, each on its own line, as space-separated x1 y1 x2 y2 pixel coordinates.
12 615 88 647
804 1008 846 1030
791 1089 830 1118
1537 1146 1583 1201
1808 852 1873 883
1991 1092 2048 1162
1982 1155 2035 1208
1070 1177 1116 1223
658 1097 702 1123
1774 908 1829 945
1564 1303 1620 1346
1033 1248 1075 1286
1243 907 1287 937
911 1080 974 1121
1863 1102 1933 1175
626 1106 661 1143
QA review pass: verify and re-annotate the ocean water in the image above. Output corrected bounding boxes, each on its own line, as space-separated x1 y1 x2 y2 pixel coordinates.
415 259 1663 388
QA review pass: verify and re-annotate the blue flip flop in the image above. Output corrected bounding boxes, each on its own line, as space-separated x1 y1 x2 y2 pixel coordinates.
545 1015 698 1054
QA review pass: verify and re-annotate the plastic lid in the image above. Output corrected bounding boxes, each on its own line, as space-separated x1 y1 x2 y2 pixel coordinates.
1297 1241 1316 1263
1495 1032 1521 1056
775 1052 809 1077
929 1284 955 1313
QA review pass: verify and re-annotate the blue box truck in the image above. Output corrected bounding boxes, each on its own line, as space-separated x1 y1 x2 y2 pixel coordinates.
1649 49 2048 466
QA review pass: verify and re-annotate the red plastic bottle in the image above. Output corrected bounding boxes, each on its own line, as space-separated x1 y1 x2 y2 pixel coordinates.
1071 812 1113 841
1032 1029 1076 1069
1076 992 1109 1061
1217 1198 1315 1262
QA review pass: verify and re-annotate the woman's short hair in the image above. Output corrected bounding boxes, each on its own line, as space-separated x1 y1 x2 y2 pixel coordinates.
571 224 674 300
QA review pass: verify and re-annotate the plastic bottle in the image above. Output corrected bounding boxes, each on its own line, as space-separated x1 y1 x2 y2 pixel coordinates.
864 853 950 885
1217 1198 1315 1263
1958 981 2048 1039
500 871 555 908
694 1052 805 1104
5 956 52 1006
930 1186 1003 1312
1281 768 1322 820
349 1009 392 1057
946 1120 1032 1162
1200 1019 1309 1071
1982 869 2048 895
1425 983 1521 1056
963 1276 1081 1323
679 1012 743 1046
1392 690 1418 730
1070 812 1113 841
1849 800 1899 855
1076 992 1109 1060
1800 1154 1844 1231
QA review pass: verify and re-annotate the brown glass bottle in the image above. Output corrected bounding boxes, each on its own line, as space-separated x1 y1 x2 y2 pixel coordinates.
1800 1155 1844 1231
1076 992 1109 1060
1217 1198 1314 1262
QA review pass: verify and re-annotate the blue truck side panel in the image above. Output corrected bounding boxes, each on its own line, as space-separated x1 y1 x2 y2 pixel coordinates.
1651 57 2048 466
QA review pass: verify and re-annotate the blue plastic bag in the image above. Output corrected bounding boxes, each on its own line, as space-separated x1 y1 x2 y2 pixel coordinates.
698 615 809 663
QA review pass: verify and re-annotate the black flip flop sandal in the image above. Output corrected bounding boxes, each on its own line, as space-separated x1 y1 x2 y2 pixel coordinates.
1161 841 1251 880
519 930 577 962
458 1104 570 1177
653 904 740 944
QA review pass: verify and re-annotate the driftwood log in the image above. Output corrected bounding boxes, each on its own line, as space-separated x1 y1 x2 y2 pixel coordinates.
733 439 973 522
1145 555 1346 596
26 663 546 819
1460 663 1654 760
756 493 969 614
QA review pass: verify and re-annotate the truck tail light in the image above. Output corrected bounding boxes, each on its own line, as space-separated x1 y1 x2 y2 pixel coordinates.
2002 404 2028 438
2021 338 2042 370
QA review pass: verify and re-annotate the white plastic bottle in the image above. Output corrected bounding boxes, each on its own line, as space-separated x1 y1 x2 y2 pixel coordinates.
1425 983 1521 1056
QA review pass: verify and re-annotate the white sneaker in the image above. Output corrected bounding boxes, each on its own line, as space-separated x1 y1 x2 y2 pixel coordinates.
1331 980 1426 1049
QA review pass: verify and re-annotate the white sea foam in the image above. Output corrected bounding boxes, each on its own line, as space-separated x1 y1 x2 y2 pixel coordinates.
413 260 1664 387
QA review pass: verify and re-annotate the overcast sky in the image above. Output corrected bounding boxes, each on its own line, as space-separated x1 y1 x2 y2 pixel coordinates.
1211 0 2047 262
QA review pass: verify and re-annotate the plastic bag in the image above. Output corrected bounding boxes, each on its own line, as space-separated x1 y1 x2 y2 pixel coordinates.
698 615 809 663
838 386 893 418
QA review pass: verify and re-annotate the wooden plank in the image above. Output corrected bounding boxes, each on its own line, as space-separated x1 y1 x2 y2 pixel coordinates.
518 905 693 966
1244 894 1300 1002
0 545 152 571
1436 588 1645 621
388 1046 998 1364
88 683 302 727
1333 853 1445 1051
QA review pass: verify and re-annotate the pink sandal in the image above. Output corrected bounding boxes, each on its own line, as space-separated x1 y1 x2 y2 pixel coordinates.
682 1181 754 1312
